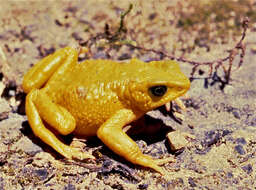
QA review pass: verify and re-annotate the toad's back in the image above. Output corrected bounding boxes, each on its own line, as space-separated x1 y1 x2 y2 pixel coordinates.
44 58 181 96
42 59 146 135
44 59 141 94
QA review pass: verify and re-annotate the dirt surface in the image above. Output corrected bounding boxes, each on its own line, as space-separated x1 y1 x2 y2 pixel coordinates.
0 1 256 189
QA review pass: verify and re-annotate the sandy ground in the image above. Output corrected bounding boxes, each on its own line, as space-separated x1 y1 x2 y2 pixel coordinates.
0 1 255 189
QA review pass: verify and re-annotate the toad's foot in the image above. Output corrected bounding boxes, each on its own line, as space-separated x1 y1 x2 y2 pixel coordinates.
165 96 188 112
142 156 176 175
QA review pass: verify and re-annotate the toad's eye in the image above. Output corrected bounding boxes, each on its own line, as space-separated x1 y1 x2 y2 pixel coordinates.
149 85 167 97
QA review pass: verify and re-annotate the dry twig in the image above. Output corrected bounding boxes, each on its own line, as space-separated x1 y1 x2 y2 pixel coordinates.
81 4 249 89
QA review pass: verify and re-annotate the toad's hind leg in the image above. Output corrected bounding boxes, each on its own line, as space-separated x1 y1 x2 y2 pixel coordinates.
23 47 77 93
26 89 94 160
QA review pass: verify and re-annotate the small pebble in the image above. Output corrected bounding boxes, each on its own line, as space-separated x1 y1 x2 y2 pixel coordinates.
223 85 234 94
34 169 48 180
234 145 245 155
167 130 189 151
251 45 256 54
188 177 197 187
63 184 76 190
241 164 253 174
235 138 246 145
138 183 148 189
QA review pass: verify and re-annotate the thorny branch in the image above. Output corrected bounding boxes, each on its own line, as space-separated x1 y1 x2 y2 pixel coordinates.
81 5 249 89
128 17 249 86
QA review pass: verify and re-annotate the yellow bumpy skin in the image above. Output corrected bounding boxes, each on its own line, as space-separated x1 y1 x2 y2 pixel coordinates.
23 47 190 174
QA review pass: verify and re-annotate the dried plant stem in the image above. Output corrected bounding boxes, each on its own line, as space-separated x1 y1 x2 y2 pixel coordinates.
81 4 249 88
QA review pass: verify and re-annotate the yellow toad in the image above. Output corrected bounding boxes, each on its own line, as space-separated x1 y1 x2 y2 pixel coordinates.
23 47 190 174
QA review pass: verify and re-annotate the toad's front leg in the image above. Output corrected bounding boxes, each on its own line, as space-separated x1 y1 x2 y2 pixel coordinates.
97 109 168 175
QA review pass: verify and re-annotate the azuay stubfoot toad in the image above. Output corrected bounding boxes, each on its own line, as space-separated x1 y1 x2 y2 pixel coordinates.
23 47 190 174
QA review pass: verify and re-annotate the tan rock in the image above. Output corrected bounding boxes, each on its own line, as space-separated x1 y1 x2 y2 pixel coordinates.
167 130 189 151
